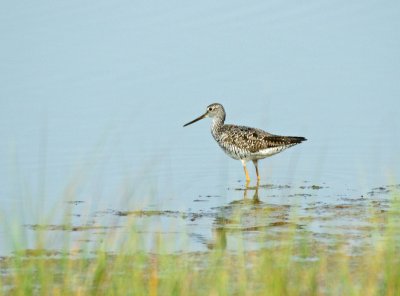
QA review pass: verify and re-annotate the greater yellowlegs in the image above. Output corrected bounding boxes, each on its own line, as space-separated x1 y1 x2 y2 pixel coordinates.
183 103 306 183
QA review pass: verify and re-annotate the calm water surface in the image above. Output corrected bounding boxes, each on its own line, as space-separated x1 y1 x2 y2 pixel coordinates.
0 1 399 255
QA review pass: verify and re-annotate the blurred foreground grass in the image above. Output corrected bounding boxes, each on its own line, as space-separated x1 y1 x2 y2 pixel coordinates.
0 194 399 295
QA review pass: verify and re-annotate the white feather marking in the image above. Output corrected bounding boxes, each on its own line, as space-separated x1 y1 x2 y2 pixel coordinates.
255 146 287 158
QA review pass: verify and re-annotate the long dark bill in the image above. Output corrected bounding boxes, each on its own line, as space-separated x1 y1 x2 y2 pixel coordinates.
183 113 207 127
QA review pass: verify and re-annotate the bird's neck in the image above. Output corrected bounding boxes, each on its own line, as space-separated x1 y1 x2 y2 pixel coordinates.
211 116 224 138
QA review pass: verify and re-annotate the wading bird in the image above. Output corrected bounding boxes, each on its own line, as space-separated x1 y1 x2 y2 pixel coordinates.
183 103 306 184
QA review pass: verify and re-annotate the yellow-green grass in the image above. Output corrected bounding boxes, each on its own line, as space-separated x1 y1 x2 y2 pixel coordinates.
0 195 399 295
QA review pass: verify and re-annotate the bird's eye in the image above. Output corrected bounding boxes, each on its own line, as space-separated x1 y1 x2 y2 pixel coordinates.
208 107 212 111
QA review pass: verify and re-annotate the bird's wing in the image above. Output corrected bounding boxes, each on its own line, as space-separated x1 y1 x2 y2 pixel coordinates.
221 125 305 153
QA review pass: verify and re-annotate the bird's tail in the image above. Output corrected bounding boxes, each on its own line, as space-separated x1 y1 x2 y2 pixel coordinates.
285 136 307 144
292 136 307 142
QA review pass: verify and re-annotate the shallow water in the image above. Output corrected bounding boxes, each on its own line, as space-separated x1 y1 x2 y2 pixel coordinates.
0 1 400 255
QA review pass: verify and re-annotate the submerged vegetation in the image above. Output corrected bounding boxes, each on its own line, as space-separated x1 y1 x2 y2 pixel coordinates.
0 185 399 295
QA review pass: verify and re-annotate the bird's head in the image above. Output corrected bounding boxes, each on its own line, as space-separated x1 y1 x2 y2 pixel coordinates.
183 103 225 127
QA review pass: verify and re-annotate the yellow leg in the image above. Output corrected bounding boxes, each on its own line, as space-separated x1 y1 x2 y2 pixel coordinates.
241 160 250 184
252 160 260 183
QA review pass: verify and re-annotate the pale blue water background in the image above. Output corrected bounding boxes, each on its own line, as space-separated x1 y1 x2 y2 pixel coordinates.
1 1 399 254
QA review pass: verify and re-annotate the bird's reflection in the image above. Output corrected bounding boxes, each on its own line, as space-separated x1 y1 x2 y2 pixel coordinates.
230 183 261 204
207 183 262 250
201 182 294 251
